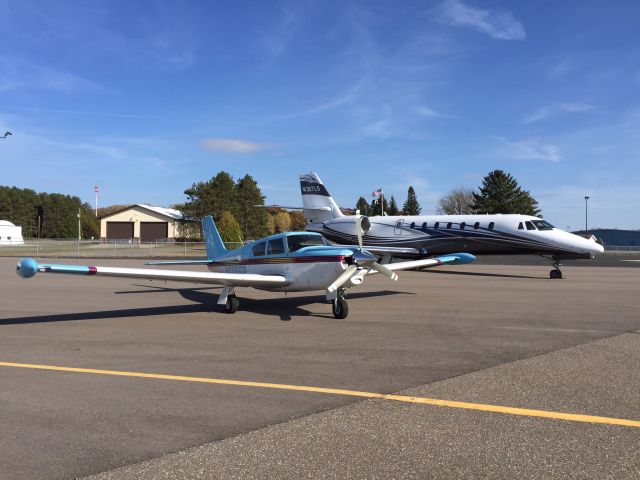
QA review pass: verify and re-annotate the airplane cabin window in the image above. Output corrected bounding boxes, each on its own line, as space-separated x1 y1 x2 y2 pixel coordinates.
474 222 480 229
267 238 285 255
410 222 415 229
531 220 554 230
447 222 452 229
518 222 524 230
434 222 439 229
252 242 266 256
525 221 536 231
422 222 427 229
460 222 466 230
488 222 495 230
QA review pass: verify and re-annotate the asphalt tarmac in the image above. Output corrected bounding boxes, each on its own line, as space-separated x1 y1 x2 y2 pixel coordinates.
0 256 639 479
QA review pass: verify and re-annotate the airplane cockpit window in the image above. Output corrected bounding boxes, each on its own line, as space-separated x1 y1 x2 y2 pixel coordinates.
525 221 536 231
488 222 495 230
267 238 285 255
422 222 427 229
474 222 480 229
517 222 524 230
252 242 266 256
287 234 328 252
531 220 554 230
460 222 466 230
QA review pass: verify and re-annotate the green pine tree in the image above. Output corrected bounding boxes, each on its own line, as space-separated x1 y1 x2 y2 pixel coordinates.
471 170 541 216
234 174 268 239
355 196 371 216
402 186 421 215
387 195 399 215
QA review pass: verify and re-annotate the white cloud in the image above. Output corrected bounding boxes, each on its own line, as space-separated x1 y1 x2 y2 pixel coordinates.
523 103 594 123
200 138 267 154
0 57 113 93
494 137 561 162
417 106 455 119
438 0 526 40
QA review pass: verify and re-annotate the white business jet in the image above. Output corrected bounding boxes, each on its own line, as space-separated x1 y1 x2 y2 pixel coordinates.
299 173 604 279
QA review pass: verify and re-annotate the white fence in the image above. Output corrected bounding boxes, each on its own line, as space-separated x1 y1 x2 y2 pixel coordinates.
0 239 244 258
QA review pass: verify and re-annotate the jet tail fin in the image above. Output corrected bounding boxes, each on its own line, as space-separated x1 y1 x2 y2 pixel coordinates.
202 215 227 259
299 172 344 224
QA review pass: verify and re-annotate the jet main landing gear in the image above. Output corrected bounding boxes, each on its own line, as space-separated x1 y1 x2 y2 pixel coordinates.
549 260 563 279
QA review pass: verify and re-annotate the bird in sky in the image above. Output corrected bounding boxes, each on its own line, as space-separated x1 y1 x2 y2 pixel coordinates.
1 131 12 139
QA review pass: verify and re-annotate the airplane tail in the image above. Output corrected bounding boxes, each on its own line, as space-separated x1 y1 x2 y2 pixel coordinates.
299 172 344 224
202 215 227 259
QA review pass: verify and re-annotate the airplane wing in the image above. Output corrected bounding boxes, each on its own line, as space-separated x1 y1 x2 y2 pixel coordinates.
15 258 288 288
366 252 476 274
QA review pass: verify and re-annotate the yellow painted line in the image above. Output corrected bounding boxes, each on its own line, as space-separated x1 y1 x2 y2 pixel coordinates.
1 361 639 429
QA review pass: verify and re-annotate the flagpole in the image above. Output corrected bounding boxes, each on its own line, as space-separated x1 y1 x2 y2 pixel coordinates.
381 188 384 216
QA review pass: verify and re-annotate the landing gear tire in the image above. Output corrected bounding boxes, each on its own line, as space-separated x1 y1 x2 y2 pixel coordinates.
332 297 349 319
225 295 239 314
549 269 563 279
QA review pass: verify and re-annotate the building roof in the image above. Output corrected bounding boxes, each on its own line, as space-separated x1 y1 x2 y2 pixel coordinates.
100 204 183 220
137 204 183 220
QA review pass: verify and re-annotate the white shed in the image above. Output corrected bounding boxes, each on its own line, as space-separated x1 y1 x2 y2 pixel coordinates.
0 220 24 245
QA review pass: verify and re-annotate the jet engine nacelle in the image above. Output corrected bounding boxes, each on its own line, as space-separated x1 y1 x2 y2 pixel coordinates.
323 215 371 239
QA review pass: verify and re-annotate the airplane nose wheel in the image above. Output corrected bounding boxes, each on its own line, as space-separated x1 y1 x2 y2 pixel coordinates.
549 261 563 279
225 295 239 314
332 290 349 319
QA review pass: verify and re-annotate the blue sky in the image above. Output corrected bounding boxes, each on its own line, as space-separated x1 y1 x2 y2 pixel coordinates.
1 0 639 229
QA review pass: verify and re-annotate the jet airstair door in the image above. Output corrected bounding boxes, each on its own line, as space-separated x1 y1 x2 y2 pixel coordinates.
394 219 404 235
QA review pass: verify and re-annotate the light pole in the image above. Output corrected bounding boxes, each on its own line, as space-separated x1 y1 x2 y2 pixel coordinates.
584 196 590 237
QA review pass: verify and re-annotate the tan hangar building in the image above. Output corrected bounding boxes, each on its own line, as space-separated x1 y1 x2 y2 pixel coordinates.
100 204 183 242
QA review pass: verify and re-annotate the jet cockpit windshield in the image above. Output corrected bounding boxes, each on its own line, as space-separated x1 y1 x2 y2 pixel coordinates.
531 220 554 230
287 234 329 252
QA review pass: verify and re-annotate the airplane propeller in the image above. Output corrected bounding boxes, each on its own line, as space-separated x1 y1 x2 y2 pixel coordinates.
327 210 397 293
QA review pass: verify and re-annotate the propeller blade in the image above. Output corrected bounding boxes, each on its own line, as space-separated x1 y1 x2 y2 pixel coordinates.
327 264 359 293
355 209 363 251
371 262 398 281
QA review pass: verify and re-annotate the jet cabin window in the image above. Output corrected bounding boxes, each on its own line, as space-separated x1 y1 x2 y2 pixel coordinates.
446 222 452 229
287 234 327 252
460 222 466 230
422 222 427 229
434 222 439 229
525 221 536 231
532 220 554 230
410 222 415 229
518 222 524 230
267 238 285 255
252 242 266 256
474 222 480 230
488 222 495 230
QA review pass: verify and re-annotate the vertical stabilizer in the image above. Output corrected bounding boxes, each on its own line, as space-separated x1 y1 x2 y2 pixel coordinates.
299 172 344 224
202 215 227 259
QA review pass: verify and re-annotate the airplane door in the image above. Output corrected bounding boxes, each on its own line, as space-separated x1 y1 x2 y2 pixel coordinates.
394 219 404 235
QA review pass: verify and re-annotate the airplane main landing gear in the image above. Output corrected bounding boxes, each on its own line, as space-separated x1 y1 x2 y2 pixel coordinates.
549 260 563 279
224 294 239 313
332 290 349 319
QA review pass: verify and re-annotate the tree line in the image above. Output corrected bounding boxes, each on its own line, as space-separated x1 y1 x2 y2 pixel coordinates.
0 169 540 241
175 171 307 242
0 186 100 238
355 170 540 217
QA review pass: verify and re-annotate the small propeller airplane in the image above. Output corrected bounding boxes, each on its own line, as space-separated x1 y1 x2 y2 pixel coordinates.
15 216 475 319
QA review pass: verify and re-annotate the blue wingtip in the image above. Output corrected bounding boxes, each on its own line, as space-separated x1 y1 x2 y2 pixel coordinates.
16 258 38 278
455 253 476 264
